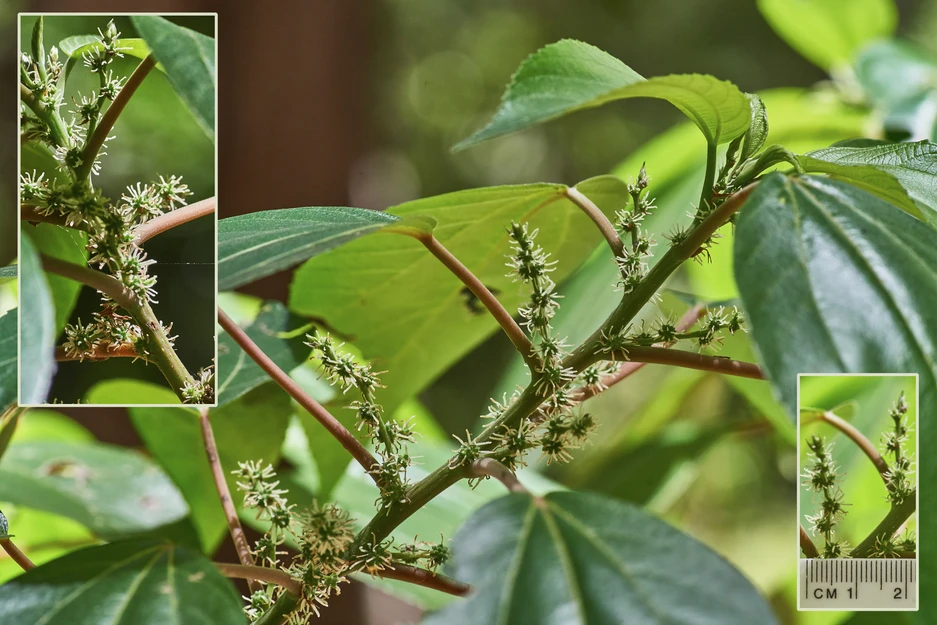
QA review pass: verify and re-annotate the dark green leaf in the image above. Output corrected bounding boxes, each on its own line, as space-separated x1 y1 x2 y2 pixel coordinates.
19 232 55 405
130 16 215 140
734 174 937 611
129 384 292 551
455 39 751 149
425 491 776 624
0 539 245 625
804 140 937 223
218 206 398 291
0 310 15 411
0 440 188 538
217 301 310 406
289 176 628 413
757 0 896 70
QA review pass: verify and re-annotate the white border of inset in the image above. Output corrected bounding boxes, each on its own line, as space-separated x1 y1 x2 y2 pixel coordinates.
17 12 219 408
796 372 920 612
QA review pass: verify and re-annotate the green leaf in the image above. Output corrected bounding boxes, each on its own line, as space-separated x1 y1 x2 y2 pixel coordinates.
289 176 628 413
217 302 309 406
60 37 159 83
8 408 93 444
85 378 181 405
455 39 751 149
734 173 937 611
0 539 245 624
0 310 15 410
0 440 188 538
19 232 55 405
218 206 399 291
130 16 215 140
24 223 89 333
0 265 15 283
129 384 292 551
803 140 937 223
425 491 776 624
757 0 896 70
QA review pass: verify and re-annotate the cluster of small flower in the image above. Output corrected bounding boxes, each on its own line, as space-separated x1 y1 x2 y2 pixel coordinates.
304 332 417 509
615 164 658 292
601 306 745 356
882 392 914 506
234 460 449 622
803 436 849 558
21 20 196 376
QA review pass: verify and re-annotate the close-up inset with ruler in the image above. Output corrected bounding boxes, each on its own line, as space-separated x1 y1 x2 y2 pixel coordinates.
799 373 919 612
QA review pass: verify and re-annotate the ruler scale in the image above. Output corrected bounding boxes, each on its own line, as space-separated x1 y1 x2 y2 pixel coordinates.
800 559 917 610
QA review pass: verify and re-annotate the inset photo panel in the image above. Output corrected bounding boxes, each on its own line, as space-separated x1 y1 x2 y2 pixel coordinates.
18 13 217 406
798 373 918 611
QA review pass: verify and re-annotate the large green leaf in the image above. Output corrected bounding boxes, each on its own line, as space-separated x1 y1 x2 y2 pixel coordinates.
19 232 55 405
289 176 628 413
424 491 776 624
218 206 398 291
0 440 188 538
217 301 309 405
455 39 751 149
803 140 937 223
757 0 896 70
130 16 215 140
25 223 88 333
733 173 937 613
0 539 245 625
129 383 292 551
0 310 15 410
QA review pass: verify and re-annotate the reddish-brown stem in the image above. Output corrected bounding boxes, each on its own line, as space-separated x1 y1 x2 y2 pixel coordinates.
55 344 140 362
21 204 76 230
800 525 819 558
817 410 889 482
469 458 527 493
133 197 216 245
414 234 538 371
376 564 470 596
575 304 706 403
217 308 380 482
199 408 259 593
612 346 764 380
76 54 156 181
0 538 35 571
565 186 625 261
215 562 302 596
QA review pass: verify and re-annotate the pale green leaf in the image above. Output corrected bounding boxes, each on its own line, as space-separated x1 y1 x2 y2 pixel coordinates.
757 0 896 70
218 206 399 291
289 175 629 413
455 39 751 149
0 440 188 538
